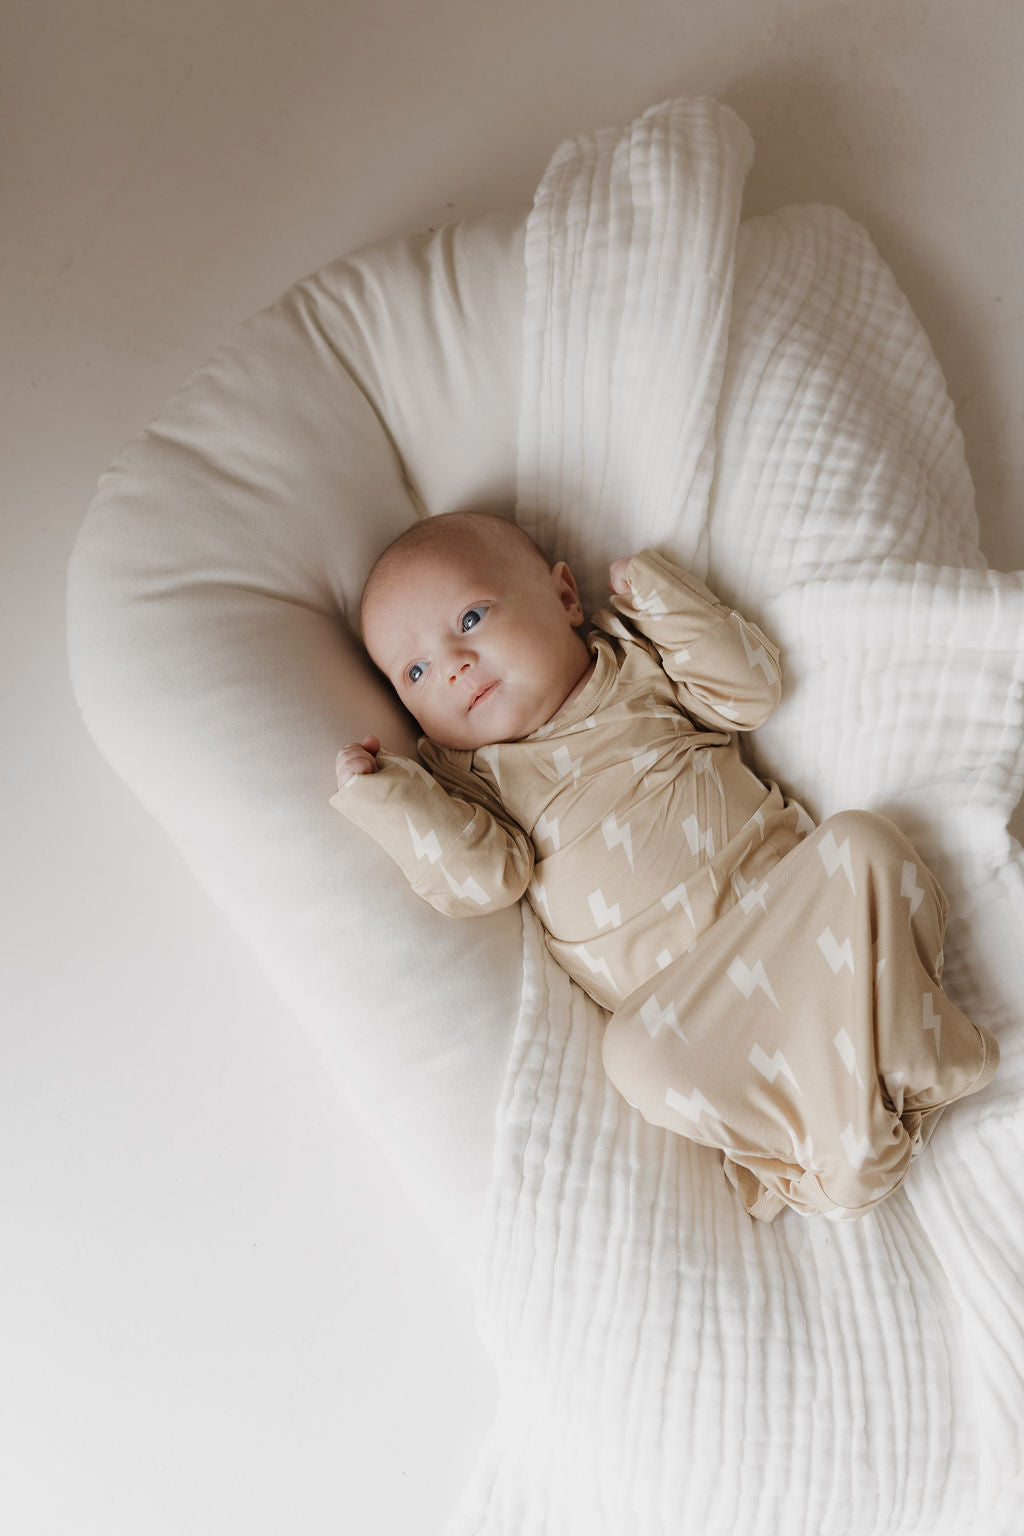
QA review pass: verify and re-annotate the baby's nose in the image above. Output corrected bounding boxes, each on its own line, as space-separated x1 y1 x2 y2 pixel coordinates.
448 656 473 683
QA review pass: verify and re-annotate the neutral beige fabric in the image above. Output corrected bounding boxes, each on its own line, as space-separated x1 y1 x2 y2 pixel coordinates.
333 549 999 1219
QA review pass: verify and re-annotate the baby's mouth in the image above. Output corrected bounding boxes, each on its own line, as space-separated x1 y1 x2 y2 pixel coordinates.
469 681 499 710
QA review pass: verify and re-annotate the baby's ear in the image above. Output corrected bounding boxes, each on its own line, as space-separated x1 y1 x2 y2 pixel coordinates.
551 560 585 625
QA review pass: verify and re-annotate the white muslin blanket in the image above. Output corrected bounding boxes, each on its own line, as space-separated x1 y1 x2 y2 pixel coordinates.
449 99 1024 1536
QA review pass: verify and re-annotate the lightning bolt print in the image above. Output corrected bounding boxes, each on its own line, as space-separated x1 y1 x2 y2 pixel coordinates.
632 586 668 618
748 1044 800 1092
405 815 442 864
587 889 622 930
732 872 769 915
734 615 777 681
572 945 619 994
727 955 780 1008
665 1085 723 1128
661 880 695 926
833 1028 865 1087
640 995 688 1041
901 861 925 917
533 811 560 850
817 830 856 893
682 815 716 860
552 746 582 784
440 866 491 906
394 756 439 789
601 812 635 870
818 927 855 976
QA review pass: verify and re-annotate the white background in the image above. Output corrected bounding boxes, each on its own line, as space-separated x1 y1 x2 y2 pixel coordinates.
4 2 1023 1532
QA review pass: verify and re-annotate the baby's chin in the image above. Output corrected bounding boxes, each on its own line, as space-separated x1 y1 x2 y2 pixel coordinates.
428 725 508 752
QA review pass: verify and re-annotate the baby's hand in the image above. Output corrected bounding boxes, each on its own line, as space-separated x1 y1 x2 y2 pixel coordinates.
608 557 633 595
336 735 381 788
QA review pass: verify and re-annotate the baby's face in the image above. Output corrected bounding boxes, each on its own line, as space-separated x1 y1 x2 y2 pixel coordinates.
362 545 592 750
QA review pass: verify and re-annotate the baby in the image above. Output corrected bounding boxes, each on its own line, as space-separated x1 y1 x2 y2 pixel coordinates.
333 511 999 1221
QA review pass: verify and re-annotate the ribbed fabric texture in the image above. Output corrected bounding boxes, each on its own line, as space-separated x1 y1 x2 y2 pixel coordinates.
449 96 1024 1535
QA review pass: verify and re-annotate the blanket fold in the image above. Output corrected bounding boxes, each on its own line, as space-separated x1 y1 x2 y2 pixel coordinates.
451 96 1024 1536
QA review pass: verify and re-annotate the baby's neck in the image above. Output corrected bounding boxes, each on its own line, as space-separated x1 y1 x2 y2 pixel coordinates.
557 654 597 715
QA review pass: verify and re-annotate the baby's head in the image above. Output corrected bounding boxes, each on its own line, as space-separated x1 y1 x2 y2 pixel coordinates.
360 512 593 751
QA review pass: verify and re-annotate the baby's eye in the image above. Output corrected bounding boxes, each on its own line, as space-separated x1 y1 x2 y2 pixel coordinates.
461 606 488 632
406 662 425 685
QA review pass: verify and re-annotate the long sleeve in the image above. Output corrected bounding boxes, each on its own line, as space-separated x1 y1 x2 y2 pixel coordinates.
606 548 782 730
329 746 534 916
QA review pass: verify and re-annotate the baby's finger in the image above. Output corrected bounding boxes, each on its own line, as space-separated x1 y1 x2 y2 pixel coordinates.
336 747 373 785
608 557 632 594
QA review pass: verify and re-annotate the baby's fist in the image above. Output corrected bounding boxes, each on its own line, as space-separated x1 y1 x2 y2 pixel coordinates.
336 735 381 788
608 557 633 595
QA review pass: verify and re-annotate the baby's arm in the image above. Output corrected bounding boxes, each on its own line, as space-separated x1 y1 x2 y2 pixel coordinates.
331 739 534 916
607 549 782 730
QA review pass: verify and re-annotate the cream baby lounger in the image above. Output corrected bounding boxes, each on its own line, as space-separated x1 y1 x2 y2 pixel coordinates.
68 98 1024 1535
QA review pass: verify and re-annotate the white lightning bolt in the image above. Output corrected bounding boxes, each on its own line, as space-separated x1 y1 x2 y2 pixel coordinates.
633 586 668 618
922 993 943 1057
734 615 777 681
640 994 688 1041
789 1129 815 1166
632 747 659 777
661 880 694 926
405 815 442 864
732 872 769 915
394 756 438 789
901 861 925 916
572 945 618 993
665 1084 723 1128
817 830 856 893
587 888 622 929
818 926 855 976
601 812 635 870
840 1124 874 1171
655 948 672 970
682 815 716 859
533 811 560 850
727 955 780 1008
748 1043 800 1092
530 879 551 923
552 745 582 783
833 1028 865 1087
440 866 491 906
